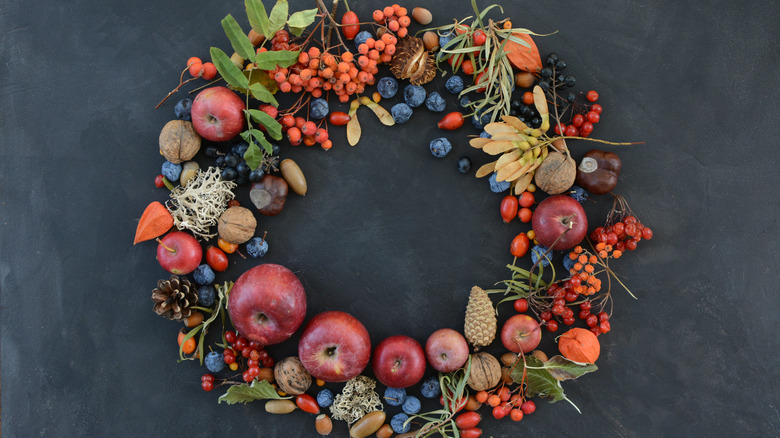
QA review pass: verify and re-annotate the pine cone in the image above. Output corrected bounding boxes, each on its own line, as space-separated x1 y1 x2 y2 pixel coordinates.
464 286 497 350
152 275 198 321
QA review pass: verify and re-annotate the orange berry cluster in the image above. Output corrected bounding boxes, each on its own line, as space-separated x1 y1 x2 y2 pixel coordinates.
372 4 411 38
278 114 332 149
186 56 217 80
357 32 398 68
567 246 603 295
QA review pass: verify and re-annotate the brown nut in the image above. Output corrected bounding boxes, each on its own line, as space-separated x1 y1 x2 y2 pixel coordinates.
534 150 576 195
280 159 307 196
250 174 288 216
349 411 386 438
375 424 393 438
500 352 518 367
575 149 621 194
159 120 201 164
423 31 439 51
515 71 536 88
315 414 333 436
274 357 312 396
217 206 257 244
265 399 297 414
531 349 549 362
411 7 432 24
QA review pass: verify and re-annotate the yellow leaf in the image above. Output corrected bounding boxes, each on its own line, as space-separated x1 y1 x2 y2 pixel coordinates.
500 115 529 132
495 150 521 171
476 161 497 178
483 140 517 155
484 122 517 136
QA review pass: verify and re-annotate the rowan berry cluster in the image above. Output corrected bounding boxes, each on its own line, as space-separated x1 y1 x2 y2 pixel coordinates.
371 4 412 38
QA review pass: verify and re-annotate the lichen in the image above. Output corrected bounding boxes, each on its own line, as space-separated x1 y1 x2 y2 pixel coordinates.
166 166 236 240
329 375 384 424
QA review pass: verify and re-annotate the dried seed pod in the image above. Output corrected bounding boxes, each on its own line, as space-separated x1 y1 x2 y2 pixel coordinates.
280 159 307 196
159 120 201 164
217 206 257 244
315 414 333 435
534 150 576 195
389 37 436 85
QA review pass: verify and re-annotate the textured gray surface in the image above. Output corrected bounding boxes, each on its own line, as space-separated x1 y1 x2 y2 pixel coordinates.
2 0 779 436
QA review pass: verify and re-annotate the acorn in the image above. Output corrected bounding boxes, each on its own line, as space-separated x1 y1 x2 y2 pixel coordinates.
423 31 439 51
411 7 432 24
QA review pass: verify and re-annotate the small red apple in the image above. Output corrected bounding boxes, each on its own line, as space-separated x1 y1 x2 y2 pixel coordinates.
191 86 245 142
501 314 542 353
372 335 427 388
531 195 588 250
228 264 307 345
425 328 469 373
156 231 202 275
298 311 371 382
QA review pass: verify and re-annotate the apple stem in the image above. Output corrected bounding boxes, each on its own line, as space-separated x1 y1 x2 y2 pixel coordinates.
156 238 176 253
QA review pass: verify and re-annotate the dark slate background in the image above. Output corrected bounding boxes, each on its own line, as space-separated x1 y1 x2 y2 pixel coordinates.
2 0 779 436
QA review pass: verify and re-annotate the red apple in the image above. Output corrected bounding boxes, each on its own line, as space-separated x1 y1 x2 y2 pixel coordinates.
298 311 371 382
191 86 245 142
501 314 542 353
531 195 588 250
425 329 469 373
372 335 426 388
156 231 202 274
228 264 307 346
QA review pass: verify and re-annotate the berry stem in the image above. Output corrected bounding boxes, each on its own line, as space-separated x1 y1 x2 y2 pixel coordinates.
155 75 199 110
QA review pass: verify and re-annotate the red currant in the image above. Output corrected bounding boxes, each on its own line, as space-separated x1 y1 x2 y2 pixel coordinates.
572 113 585 127
546 320 558 332
579 309 591 320
598 312 609 323
262 357 275 368
586 111 600 123
591 103 602 114
563 316 575 325
580 301 592 310
565 290 578 302
225 331 237 344
642 227 653 240
514 298 529 313
201 373 214 382
520 400 536 414
580 122 594 135
553 123 565 135
586 90 599 102
600 321 611 333
234 337 248 351
540 311 552 321
564 124 578 137
201 380 214 391
586 314 598 327
247 359 259 368
626 239 638 251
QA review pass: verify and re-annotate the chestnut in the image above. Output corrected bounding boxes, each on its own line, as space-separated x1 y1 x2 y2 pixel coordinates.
575 150 621 195
250 174 288 216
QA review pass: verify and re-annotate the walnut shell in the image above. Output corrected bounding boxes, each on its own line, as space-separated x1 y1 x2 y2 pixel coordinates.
467 352 502 392
274 356 312 395
534 150 576 195
159 120 201 164
217 206 257 244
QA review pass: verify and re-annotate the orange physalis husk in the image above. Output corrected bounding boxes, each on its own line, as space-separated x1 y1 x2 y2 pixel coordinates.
558 328 601 363
133 201 174 244
504 33 542 73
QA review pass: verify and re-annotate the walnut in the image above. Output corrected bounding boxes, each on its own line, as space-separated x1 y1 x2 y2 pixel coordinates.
217 206 257 244
389 37 436 85
159 120 201 164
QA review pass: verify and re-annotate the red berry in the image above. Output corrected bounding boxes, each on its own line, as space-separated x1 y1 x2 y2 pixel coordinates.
301 121 317 136
500 195 519 223
546 320 558 332
188 62 203 78
234 337 248 351
564 124 578 137
600 321 611 333
580 122 594 135
201 62 217 80
572 113 585 127
598 311 609 323
492 405 507 420
591 103 603 114
540 311 552 321
187 57 202 67
206 246 228 272
518 191 534 208
225 331 237 344
642 227 653 240
520 400 536 414
472 29 487 46
514 298 529 313
586 90 599 102
510 408 524 421
154 174 165 188
587 111 600 123
201 380 214 391
437 112 465 130
586 314 598 327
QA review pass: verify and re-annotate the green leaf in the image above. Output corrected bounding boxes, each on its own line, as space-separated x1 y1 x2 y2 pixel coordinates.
240 129 274 170
245 109 283 140
248 82 278 106
539 355 598 381
210 47 249 89
510 355 582 412
245 0 269 37
267 0 289 37
221 14 256 61
287 8 317 36
218 380 287 405
255 50 300 70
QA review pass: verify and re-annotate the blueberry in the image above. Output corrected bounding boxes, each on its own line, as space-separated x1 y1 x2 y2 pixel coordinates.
457 157 472 173
310 98 329 119
192 264 215 285
246 236 269 258
271 144 281 156
420 376 440 398
221 167 237 181
204 146 219 158
489 172 510 193
205 351 225 373
569 185 589 203
233 142 249 156
377 77 399 99
402 395 421 415
383 387 406 406
236 162 249 177
403 84 426 108
531 245 552 267
459 95 471 108
354 30 372 47
479 130 491 139
445 76 464 94
562 253 576 272
391 103 413 124
471 111 492 129
391 413 410 434
174 98 192 121
248 168 265 183
439 32 454 50
224 153 240 168
317 389 334 408
565 75 577 87
215 155 226 167
429 137 452 158
161 161 182 182
424 91 446 112
198 285 216 307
